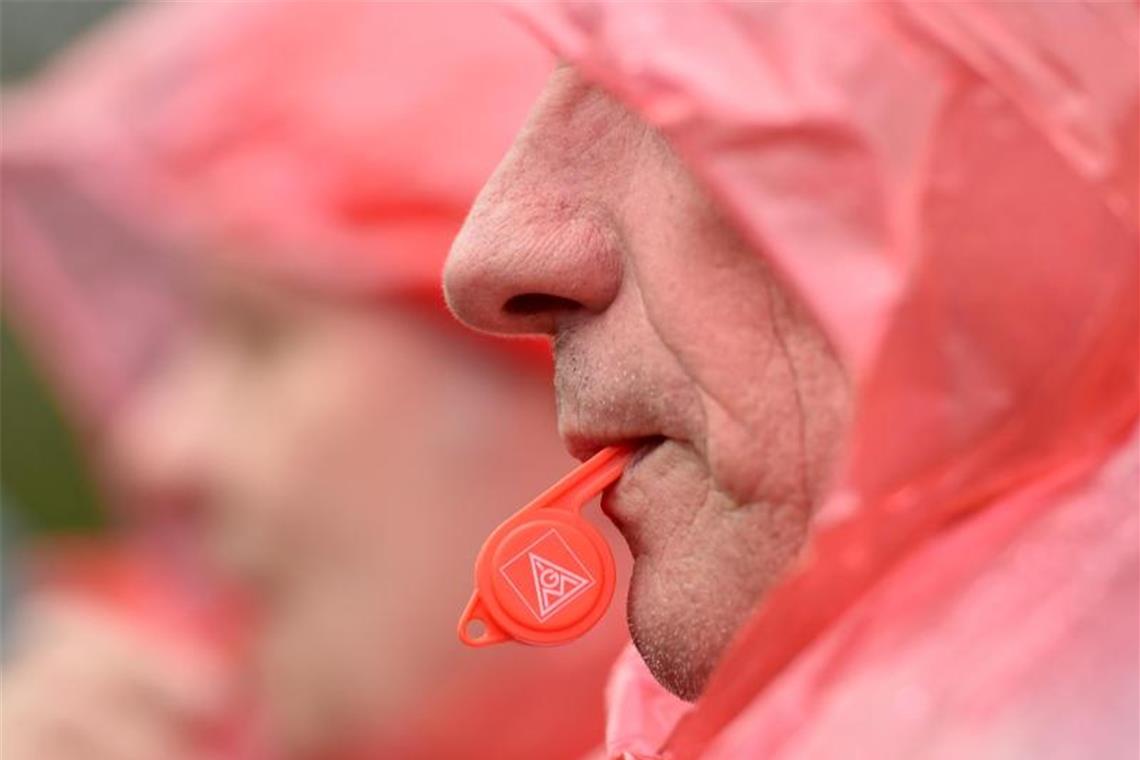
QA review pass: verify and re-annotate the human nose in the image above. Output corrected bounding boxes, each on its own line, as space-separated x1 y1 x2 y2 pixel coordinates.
443 75 624 337
107 355 218 519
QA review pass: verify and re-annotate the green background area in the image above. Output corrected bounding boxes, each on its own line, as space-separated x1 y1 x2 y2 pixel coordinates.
1 324 104 533
2 0 124 536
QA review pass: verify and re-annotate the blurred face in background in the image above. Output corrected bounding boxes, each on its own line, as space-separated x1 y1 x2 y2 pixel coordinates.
111 260 568 754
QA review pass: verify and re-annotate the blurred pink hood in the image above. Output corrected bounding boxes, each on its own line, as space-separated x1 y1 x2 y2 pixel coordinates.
2 0 552 432
512 2 1138 758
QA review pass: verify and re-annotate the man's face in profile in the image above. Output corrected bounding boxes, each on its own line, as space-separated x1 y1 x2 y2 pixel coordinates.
445 67 850 699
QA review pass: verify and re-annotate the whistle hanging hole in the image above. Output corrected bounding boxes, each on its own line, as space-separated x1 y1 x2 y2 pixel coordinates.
465 619 487 640
458 594 510 647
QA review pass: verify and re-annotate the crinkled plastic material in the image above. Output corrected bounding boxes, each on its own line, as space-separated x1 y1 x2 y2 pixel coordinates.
510 2 1139 758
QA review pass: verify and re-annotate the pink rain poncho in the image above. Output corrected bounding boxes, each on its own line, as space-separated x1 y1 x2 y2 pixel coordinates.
508 2 1139 758
2 3 618 758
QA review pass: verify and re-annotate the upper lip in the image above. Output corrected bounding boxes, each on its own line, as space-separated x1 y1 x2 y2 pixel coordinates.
554 366 670 463
562 429 664 463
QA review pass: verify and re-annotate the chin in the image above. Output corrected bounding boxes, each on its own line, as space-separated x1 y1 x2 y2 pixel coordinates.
621 499 810 702
625 556 742 702
631 627 721 702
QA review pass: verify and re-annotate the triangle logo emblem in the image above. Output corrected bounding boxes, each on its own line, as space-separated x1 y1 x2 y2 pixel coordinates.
529 552 590 620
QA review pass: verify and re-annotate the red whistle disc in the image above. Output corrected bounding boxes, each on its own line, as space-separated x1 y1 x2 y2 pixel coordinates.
459 445 631 647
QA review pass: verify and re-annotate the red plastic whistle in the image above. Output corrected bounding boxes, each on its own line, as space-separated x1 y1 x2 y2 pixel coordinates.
458 445 633 647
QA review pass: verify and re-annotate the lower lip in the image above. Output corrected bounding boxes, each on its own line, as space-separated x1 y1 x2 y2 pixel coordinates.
627 436 664 468
600 437 665 543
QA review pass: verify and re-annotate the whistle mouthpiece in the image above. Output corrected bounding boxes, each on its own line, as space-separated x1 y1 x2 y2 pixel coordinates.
458 445 633 647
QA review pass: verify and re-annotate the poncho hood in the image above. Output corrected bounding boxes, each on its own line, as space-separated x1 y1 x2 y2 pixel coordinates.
509 3 1138 757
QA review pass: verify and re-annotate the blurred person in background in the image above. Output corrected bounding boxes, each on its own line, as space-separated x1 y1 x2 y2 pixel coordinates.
445 2 1138 758
1 3 625 759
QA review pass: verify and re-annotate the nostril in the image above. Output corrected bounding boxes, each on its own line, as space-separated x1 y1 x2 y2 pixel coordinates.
503 292 581 317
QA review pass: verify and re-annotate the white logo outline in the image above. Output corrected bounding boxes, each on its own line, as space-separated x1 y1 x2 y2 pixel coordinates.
499 529 595 621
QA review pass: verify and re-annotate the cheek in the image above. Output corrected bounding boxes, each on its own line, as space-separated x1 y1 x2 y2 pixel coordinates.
231 345 395 558
625 151 814 508
637 253 813 510
261 332 472 562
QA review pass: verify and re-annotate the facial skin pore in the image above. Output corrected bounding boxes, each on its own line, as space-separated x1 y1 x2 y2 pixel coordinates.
446 68 850 699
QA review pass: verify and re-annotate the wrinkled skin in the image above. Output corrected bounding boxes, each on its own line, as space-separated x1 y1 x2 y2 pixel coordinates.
446 67 851 700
